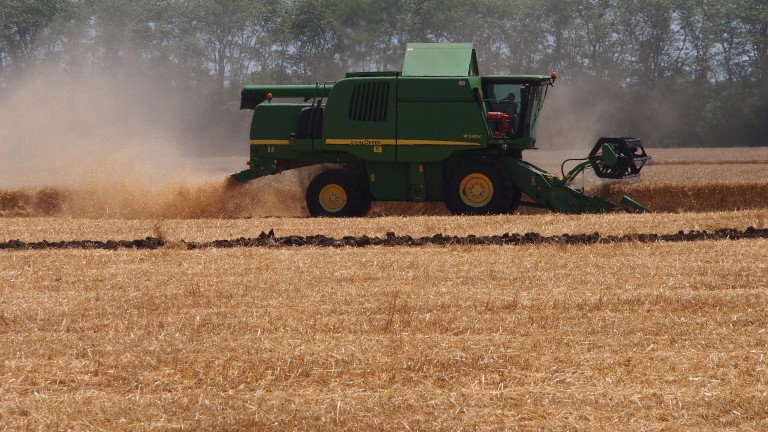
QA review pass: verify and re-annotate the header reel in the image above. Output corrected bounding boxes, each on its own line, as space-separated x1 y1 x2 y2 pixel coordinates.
562 137 650 183
588 137 650 179
554 137 651 212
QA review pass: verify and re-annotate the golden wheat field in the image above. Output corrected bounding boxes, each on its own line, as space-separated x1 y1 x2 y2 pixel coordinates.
2 147 768 430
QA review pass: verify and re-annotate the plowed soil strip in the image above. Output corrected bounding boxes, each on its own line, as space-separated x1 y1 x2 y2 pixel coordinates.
1 227 767 250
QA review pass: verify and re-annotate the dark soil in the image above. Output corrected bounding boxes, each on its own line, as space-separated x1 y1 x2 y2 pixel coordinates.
2 227 767 250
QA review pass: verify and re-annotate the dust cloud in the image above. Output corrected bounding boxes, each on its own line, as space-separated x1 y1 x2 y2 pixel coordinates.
536 75 685 152
1 69 662 219
532 75 666 186
0 68 310 218
535 78 634 155
523 79 618 184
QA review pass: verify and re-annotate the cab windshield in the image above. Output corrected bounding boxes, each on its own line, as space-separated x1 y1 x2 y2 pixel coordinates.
483 80 548 139
528 84 546 138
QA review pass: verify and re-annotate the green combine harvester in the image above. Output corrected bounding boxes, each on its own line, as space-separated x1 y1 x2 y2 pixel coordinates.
233 43 650 216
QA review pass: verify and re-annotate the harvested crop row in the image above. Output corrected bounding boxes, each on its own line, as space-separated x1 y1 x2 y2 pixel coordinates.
1 227 767 250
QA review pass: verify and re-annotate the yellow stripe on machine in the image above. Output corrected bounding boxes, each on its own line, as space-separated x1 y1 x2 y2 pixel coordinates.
398 139 481 146
250 139 290 145
325 139 397 145
324 139 480 146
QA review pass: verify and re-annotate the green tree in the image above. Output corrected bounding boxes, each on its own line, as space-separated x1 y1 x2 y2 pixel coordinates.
189 0 276 96
276 0 340 82
0 0 63 69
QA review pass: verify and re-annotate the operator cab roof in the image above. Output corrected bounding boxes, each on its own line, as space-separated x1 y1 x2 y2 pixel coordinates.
401 43 479 76
483 75 554 85
345 71 400 78
343 43 552 84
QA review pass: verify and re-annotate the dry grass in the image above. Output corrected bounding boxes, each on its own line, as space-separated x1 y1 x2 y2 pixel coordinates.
528 147 768 172
1 210 767 242
636 164 768 184
1 241 767 430
593 182 768 213
590 164 768 213
0 170 314 219
529 149 768 213
5 149 768 219
3 148 768 218
644 147 768 164
2 146 768 428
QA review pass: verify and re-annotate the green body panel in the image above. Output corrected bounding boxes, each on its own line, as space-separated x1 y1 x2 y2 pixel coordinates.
232 42 647 214
396 76 488 162
249 104 307 168
366 162 445 201
318 77 397 162
397 76 480 101
250 104 307 141
366 164 410 200
396 101 487 161
243 104 308 178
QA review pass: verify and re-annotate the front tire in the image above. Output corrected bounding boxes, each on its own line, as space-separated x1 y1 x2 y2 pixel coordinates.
306 169 369 217
444 157 518 215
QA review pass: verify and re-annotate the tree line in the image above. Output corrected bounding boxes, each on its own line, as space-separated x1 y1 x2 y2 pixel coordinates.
2 0 767 148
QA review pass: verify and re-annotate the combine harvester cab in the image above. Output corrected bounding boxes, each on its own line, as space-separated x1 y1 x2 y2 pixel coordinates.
233 43 650 216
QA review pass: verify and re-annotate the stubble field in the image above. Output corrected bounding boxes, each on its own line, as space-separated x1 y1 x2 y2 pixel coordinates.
2 147 768 430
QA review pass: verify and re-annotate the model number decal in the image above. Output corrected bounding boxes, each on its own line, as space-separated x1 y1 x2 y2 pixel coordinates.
463 134 482 139
350 139 382 145
326 138 395 145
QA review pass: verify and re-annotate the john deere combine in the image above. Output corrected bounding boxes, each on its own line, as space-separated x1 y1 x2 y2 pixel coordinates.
233 43 649 216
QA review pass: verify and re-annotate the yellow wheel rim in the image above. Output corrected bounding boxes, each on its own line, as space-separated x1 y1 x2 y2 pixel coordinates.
319 184 347 212
459 173 493 207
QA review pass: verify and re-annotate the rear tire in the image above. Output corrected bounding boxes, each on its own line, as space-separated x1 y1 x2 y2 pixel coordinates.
444 157 518 215
306 169 370 217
